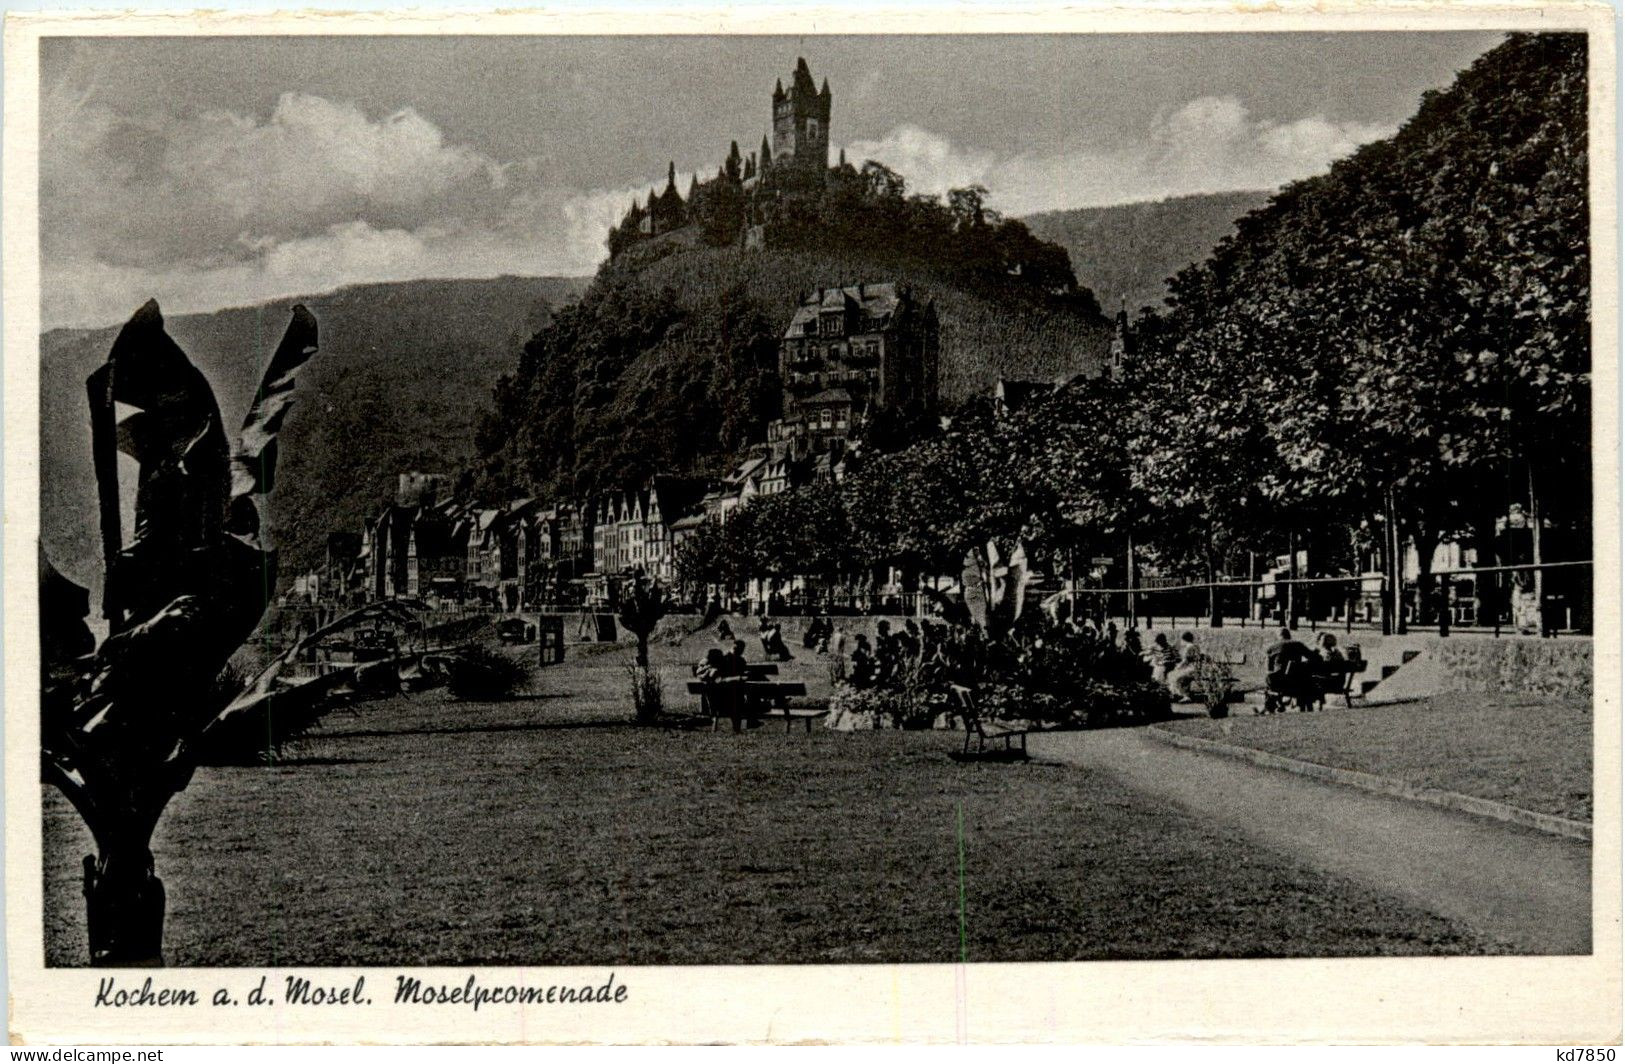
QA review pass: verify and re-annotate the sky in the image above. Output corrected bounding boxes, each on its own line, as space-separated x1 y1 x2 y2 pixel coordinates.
39 32 1505 328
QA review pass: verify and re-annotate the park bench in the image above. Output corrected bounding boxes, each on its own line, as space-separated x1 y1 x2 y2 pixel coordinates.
1322 657 1368 708
948 684 1032 761
1261 656 1367 713
686 679 813 732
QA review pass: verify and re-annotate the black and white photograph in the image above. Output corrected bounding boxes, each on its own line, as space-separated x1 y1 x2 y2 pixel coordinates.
7 7 1617 1045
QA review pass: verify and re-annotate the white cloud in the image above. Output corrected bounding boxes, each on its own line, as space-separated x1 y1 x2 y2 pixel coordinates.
842 97 1393 217
41 83 1392 329
40 85 637 328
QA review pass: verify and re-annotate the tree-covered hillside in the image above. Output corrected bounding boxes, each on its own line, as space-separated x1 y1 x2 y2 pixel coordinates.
1024 190 1275 315
41 275 588 596
478 193 1111 501
1127 31 1588 583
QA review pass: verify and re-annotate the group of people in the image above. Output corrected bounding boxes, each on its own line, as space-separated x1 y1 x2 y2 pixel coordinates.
847 619 928 690
1264 628 1358 712
694 639 752 682
697 599 1362 721
1144 631 1209 701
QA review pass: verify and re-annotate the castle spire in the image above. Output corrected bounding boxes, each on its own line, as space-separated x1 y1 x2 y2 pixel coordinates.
666 160 676 190
760 134 772 166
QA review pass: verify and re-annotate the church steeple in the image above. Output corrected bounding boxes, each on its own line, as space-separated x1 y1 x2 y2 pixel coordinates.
1107 298 1131 382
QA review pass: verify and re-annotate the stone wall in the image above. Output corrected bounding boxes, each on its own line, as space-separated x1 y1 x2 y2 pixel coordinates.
1431 636 1593 699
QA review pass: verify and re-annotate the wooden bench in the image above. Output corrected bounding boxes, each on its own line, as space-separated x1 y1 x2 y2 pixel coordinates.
1322 657 1368 708
1263 658 1367 713
949 684 1032 761
686 679 812 731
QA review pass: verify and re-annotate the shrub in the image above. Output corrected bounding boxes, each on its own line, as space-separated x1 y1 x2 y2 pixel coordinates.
445 644 528 701
972 682 1066 726
625 662 665 723
1065 678 1173 728
829 683 937 730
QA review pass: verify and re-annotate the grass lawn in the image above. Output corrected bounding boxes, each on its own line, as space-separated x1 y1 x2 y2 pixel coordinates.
1165 692 1592 821
43 637 1509 966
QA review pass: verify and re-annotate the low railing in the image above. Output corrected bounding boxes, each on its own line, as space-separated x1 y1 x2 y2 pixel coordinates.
1065 560 1592 637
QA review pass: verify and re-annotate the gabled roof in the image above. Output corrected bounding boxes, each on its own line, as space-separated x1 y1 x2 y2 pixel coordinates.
727 455 768 485
802 387 854 406
648 475 709 524
784 283 902 339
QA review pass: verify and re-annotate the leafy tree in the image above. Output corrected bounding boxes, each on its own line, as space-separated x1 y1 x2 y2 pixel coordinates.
617 571 670 671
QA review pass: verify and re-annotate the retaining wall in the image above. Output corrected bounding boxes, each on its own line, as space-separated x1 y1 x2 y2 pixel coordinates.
1134 624 1593 700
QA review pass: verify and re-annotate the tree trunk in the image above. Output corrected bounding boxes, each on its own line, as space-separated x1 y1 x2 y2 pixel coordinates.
1471 510 1501 629
635 632 649 667
84 843 167 967
1414 529 1442 634
1126 533 1137 629
1388 490 1408 635
1379 489 1397 635
1286 530 1298 628
1206 539 1220 628
1528 463 1545 636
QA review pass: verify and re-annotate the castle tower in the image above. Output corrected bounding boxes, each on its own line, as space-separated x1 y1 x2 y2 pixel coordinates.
771 58 831 178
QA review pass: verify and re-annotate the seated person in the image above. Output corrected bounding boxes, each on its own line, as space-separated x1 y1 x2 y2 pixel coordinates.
695 647 726 682
1147 633 1180 684
717 639 749 679
873 622 900 685
1165 631 1205 701
1266 628 1320 709
1314 632 1348 693
849 635 878 689
759 620 793 662
1121 627 1143 658
898 620 922 660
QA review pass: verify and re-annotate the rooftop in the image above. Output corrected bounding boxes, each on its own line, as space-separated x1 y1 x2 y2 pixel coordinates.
784 283 902 339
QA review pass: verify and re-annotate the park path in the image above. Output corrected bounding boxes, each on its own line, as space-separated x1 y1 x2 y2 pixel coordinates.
1031 728 1593 955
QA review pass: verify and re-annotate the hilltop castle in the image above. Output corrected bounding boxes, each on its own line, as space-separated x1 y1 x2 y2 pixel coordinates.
609 58 855 255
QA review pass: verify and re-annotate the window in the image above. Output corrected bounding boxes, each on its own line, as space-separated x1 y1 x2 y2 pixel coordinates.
807 118 820 141
819 409 833 430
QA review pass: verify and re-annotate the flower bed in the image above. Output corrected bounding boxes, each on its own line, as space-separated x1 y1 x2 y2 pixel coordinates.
826 614 1173 731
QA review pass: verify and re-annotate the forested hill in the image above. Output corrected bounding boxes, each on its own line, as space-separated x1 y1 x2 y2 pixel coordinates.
41 275 589 595
1024 190 1274 315
475 222 1113 503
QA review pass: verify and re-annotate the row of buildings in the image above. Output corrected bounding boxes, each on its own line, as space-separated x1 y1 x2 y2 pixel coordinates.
294 450 831 613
